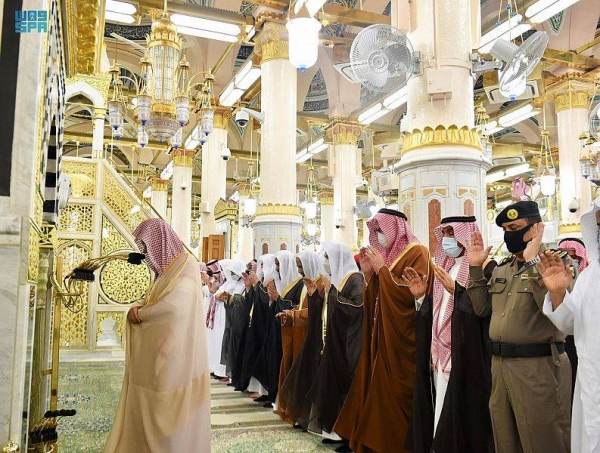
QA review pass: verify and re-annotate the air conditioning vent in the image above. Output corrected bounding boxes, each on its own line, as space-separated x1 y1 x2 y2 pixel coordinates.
333 62 361 84
485 80 540 104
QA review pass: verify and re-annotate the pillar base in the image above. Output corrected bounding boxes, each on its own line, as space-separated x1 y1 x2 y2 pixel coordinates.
252 213 303 256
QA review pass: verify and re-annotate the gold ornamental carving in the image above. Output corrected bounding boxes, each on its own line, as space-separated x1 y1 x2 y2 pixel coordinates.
318 190 334 205
68 0 103 75
102 171 150 232
59 204 94 233
214 198 238 220
255 23 289 63
62 160 97 198
172 149 196 167
40 224 58 249
326 120 362 146
66 73 111 103
256 203 302 217
151 177 169 192
96 311 125 345
402 125 483 155
101 216 129 255
34 192 44 229
28 223 40 284
559 223 582 235
99 254 152 305
213 107 233 130
553 90 591 113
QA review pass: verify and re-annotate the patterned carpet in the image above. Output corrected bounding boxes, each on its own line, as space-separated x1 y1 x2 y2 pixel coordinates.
56 361 338 452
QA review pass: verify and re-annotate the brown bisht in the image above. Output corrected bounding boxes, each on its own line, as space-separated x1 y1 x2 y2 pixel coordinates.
307 272 364 435
408 284 493 453
334 244 433 453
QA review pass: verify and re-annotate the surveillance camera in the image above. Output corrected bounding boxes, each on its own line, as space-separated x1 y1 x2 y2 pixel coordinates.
568 198 580 213
335 225 341 229
235 110 250 128
221 146 231 161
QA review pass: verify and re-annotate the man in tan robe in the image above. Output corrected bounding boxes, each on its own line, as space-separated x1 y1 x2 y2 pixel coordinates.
105 219 211 453
334 208 432 453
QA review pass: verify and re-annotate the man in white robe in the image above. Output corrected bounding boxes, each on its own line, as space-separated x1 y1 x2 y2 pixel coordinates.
539 199 600 453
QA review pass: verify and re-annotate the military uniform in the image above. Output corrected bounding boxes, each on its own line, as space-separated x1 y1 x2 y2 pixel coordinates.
468 202 572 453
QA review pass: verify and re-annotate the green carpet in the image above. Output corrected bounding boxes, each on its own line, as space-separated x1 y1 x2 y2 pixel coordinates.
55 360 338 452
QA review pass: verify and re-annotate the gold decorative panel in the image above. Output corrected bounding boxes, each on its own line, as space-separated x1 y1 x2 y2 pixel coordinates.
34 192 44 229
101 216 130 256
102 171 149 232
40 224 58 249
56 240 93 347
58 204 94 233
62 160 96 198
28 223 40 284
96 311 124 345
99 252 151 305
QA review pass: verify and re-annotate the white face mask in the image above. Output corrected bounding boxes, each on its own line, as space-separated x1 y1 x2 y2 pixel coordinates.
377 231 390 248
442 237 464 258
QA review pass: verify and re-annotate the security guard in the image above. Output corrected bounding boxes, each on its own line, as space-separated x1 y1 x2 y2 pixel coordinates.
466 201 572 453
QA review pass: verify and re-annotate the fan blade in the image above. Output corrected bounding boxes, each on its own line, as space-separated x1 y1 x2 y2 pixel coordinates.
110 32 146 53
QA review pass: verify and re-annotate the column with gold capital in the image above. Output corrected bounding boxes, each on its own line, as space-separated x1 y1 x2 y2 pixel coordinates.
92 107 106 158
200 107 230 247
318 190 334 244
396 0 491 251
171 149 195 246
547 77 594 236
150 177 169 219
252 22 302 255
326 120 362 250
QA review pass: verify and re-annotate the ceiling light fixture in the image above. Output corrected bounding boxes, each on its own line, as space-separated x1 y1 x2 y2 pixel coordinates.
478 15 531 54
219 59 261 107
170 14 241 42
526 0 581 23
498 103 539 127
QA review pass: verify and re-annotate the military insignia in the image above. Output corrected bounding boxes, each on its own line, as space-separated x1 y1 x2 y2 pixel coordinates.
520 274 529 280
507 209 518 220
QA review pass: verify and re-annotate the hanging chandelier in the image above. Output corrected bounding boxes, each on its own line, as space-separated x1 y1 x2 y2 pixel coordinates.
475 103 494 161
287 2 321 72
538 129 556 196
303 165 319 220
579 132 600 186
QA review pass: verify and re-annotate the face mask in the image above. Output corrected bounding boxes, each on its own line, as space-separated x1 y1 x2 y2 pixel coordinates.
442 237 463 258
231 274 241 281
503 224 534 254
377 231 390 248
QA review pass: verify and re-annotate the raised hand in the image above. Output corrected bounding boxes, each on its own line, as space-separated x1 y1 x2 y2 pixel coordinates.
434 265 455 294
319 275 332 296
242 272 252 289
365 246 385 274
523 222 545 262
266 281 279 301
466 232 493 267
538 250 572 295
402 267 428 299
359 247 374 277
201 273 210 285
248 270 259 286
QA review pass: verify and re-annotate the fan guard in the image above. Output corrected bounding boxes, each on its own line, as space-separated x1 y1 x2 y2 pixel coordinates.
350 24 415 93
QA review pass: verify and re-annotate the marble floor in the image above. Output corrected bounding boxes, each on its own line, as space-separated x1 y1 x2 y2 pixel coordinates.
55 359 339 452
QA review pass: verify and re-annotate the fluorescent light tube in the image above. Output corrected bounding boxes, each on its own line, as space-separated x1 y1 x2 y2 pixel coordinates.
479 15 528 53
296 148 311 163
498 104 533 126
176 26 239 42
383 87 408 109
358 103 391 125
309 143 328 155
219 82 244 107
161 161 174 180
143 186 152 198
504 163 531 177
479 23 532 54
106 0 136 15
308 137 325 152
171 14 241 35
105 11 135 24
499 106 539 127
527 0 580 23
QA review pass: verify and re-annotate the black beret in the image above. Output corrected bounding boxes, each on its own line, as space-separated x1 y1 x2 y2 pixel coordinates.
496 201 541 227
377 208 407 221
441 216 477 224
558 237 585 248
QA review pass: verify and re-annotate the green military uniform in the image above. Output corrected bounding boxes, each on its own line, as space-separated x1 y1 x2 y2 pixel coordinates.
468 202 572 453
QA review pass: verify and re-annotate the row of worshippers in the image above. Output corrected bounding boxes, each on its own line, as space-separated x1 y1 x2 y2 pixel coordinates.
199 202 598 453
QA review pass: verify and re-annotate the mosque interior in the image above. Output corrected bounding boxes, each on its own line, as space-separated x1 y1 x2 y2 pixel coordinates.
0 0 599 451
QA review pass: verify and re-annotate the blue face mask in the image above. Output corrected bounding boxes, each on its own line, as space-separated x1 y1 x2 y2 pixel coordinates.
442 237 464 258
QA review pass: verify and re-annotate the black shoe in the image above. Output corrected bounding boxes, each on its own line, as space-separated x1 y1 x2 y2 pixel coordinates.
254 395 270 402
227 383 234 387
335 445 352 453
322 439 344 444
263 402 273 408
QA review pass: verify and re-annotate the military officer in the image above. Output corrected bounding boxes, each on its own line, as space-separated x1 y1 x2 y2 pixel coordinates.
466 201 572 453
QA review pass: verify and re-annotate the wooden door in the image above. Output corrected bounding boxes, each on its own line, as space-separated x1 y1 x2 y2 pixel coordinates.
208 234 225 260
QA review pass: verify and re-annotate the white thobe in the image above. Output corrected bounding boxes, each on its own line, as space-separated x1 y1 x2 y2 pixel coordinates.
415 258 463 434
543 264 600 453
208 300 227 376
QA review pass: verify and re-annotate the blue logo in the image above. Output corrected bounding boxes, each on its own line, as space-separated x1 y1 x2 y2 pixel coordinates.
15 10 48 33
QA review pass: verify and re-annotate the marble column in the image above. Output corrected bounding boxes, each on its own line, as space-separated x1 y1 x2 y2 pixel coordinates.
327 120 362 250
318 190 334 244
548 77 594 237
92 107 106 158
150 177 168 219
396 0 492 251
171 149 194 246
252 23 302 256
200 108 230 243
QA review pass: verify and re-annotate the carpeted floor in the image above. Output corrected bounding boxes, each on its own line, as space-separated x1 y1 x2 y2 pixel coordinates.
56 360 338 452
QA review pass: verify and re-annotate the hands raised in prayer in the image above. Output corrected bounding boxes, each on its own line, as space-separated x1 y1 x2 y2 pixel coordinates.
216 291 230 302
242 272 252 289
434 265 455 295
248 270 260 286
402 267 428 299
201 273 210 285
523 223 544 262
127 306 142 324
466 232 493 267
360 246 385 275
538 251 572 295
317 275 332 296
266 281 279 301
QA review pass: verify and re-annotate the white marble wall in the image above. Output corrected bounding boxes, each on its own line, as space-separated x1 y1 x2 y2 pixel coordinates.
0 0 47 442
252 216 303 258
